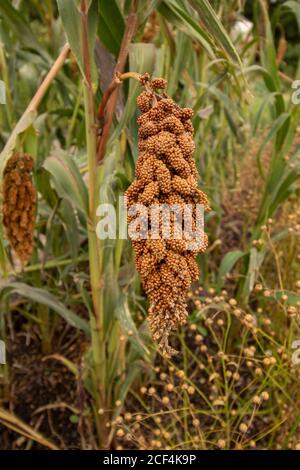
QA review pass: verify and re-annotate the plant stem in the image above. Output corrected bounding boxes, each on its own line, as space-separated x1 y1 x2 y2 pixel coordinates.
96 72 141 125
80 0 101 323
96 3 138 163
80 0 107 447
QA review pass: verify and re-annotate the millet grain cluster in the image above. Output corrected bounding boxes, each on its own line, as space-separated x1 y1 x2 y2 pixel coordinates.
2 153 36 264
125 75 210 356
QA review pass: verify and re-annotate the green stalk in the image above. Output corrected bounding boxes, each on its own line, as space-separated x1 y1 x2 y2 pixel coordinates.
80 0 138 448
80 0 108 447
83 80 106 393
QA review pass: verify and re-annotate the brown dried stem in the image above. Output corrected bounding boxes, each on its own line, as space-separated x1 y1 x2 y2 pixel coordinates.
96 3 138 163
26 43 70 113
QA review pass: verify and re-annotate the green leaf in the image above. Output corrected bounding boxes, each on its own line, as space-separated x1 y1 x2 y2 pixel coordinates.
244 65 285 116
158 0 216 60
252 91 281 135
272 291 300 306
0 0 47 57
217 250 245 292
190 0 243 67
0 223 9 275
242 248 265 300
98 0 124 56
43 151 89 216
0 282 90 336
280 1 300 32
167 31 191 96
23 125 38 161
115 294 149 357
258 0 281 91
0 80 5 104
255 112 290 179
56 0 98 83
269 169 300 215
60 199 81 259
255 0 287 148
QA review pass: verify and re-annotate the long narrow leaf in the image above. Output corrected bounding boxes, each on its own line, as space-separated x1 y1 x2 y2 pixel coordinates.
158 0 216 59
190 0 243 67
43 151 89 216
0 282 90 336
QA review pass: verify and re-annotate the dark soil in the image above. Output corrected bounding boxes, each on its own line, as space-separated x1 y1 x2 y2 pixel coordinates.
0 318 87 450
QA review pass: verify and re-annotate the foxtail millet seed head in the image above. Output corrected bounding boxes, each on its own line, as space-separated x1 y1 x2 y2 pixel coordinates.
125 76 210 357
2 152 36 264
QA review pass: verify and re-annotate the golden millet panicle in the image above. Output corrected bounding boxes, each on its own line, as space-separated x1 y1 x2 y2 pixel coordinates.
125 76 210 357
2 153 36 264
